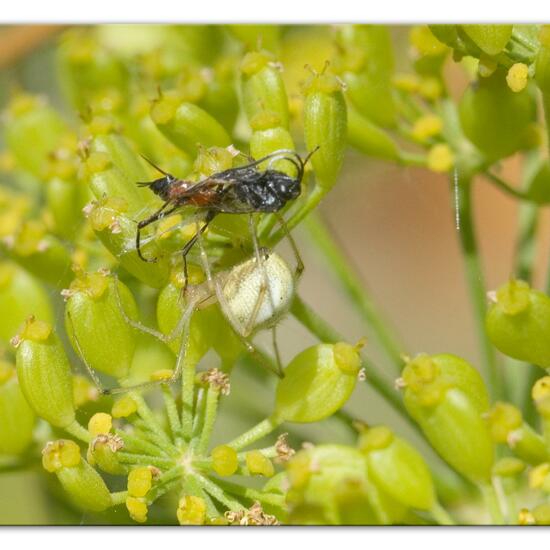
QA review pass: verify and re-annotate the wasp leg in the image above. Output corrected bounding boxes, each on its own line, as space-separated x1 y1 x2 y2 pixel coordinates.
180 210 216 293
136 202 177 262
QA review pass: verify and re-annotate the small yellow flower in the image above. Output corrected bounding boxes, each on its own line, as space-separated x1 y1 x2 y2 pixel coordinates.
245 450 275 477
427 144 454 173
506 63 529 93
88 412 112 436
177 495 207 525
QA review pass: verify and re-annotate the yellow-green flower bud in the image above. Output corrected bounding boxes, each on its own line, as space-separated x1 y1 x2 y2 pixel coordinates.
507 63 530 93
7 220 73 288
401 354 493 482
57 29 128 111
404 386 494 483
128 466 153 498
249 126 296 175
533 376 550 418
359 425 436 511
486 402 522 443
151 94 231 158
0 261 53 343
286 444 405 525
3 93 67 177
13 317 75 428
42 439 81 473
211 445 239 477
177 495 206 525
199 61 239 133
241 50 289 130
0 362 36 455
486 280 550 369
126 497 148 523
427 143 455 173
347 104 399 161
87 434 125 475
44 441 113 512
112 395 137 418
533 503 550 525
246 450 275 477
529 463 550 491
335 25 396 128
401 353 490 413
229 25 281 53
493 457 525 478
86 197 170 288
460 25 513 56
64 270 138 380
275 342 360 423
85 133 155 218
459 69 536 162
88 412 113 437
303 70 347 192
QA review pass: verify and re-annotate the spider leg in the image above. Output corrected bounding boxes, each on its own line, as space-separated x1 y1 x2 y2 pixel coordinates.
273 212 304 280
196 223 283 378
112 272 192 344
68 294 199 395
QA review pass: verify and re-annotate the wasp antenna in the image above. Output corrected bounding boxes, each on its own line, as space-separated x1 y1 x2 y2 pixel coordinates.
303 145 320 167
140 154 170 177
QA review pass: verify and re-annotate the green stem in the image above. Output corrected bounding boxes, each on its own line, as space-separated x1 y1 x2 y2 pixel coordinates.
110 491 128 506
181 356 196 441
227 415 282 451
430 502 455 525
64 420 91 443
290 296 413 428
215 478 286 508
191 472 244 512
130 392 175 450
117 452 175 469
197 388 220 456
132 420 179 456
147 465 183 503
115 429 169 458
484 171 534 202
303 213 406 374
453 175 502 399
161 385 182 444
480 482 505 525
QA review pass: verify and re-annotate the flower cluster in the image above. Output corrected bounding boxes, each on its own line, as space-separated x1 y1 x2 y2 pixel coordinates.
3 24 550 525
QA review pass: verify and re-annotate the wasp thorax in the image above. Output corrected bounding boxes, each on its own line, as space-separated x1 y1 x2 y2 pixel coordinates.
221 251 294 334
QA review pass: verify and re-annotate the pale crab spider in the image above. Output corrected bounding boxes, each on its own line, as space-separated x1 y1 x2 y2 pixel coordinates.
70 213 303 395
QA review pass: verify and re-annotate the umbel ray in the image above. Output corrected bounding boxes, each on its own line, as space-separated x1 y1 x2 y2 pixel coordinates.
69 228 302 396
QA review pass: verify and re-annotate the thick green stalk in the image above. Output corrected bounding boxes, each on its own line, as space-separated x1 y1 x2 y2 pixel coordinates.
161 385 182 444
480 482 505 525
197 388 220 456
227 415 282 451
452 175 502 399
304 213 406 375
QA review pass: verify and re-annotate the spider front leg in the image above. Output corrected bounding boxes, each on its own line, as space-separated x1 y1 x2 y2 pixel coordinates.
68 295 199 395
